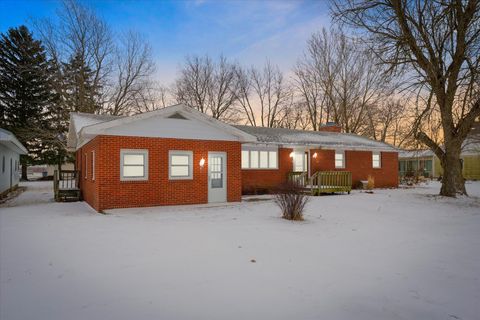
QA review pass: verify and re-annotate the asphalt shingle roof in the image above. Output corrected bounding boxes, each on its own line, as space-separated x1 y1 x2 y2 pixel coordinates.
234 125 397 151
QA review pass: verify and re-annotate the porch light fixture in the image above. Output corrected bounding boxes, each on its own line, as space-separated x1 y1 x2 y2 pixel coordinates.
313 152 318 159
199 158 205 167
289 152 295 158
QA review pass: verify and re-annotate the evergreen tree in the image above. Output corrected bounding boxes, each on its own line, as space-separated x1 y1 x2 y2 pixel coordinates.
0 26 60 179
63 52 101 113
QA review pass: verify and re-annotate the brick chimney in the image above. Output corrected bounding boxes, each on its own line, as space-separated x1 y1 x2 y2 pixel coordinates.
319 122 341 133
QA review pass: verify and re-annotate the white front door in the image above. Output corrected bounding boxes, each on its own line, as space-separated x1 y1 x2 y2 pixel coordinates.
293 152 307 172
208 152 227 203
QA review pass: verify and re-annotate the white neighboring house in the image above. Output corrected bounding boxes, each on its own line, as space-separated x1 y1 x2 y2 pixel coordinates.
0 128 27 195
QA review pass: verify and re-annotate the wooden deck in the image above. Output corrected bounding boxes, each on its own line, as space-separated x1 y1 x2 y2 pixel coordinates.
289 171 352 195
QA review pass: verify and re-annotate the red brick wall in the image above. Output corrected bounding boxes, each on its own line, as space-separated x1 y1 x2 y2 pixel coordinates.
241 148 398 192
310 149 398 188
241 148 293 193
76 138 100 210
78 136 242 211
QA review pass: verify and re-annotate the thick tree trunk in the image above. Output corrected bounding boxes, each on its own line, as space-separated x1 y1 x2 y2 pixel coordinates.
21 164 28 181
439 143 466 197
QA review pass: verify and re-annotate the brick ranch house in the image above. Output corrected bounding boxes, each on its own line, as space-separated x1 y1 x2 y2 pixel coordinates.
67 104 398 211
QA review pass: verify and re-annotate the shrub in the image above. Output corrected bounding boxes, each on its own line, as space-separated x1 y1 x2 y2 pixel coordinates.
352 180 364 190
366 175 375 190
274 182 309 221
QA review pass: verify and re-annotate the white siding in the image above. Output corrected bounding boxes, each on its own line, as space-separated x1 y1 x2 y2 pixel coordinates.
0 143 21 194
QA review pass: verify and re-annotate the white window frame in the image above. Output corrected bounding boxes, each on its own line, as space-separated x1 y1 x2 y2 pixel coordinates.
241 148 278 170
241 150 250 169
120 149 149 181
169 150 193 180
84 153 88 179
372 151 381 168
91 151 95 181
335 150 345 169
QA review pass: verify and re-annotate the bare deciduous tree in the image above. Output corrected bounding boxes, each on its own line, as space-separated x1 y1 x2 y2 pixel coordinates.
133 84 172 114
57 0 113 108
235 61 292 127
174 55 238 121
365 98 407 143
105 31 156 115
295 28 393 134
333 0 480 196
278 102 310 130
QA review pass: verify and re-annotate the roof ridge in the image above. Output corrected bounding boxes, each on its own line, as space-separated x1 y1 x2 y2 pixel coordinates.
234 124 396 147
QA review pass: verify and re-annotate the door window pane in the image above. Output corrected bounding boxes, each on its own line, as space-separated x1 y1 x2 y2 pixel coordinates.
210 156 223 188
372 152 381 168
294 153 305 172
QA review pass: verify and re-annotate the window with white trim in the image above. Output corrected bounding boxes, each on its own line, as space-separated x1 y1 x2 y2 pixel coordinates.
241 150 249 169
91 151 95 180
120 149 148 181
335 150 345 168
241 149 278 169
372 151 381 168
169 151 193 180
250 150 259 168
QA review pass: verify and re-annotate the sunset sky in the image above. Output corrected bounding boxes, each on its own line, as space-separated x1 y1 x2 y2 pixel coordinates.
0 0 331 83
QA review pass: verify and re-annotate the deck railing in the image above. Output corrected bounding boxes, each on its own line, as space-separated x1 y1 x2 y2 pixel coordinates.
310 171 352 195
288 171 309 187
54 170 80 201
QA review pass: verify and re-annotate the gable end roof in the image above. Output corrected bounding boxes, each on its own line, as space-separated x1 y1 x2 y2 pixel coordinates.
67 104 257 150
0 128 28 154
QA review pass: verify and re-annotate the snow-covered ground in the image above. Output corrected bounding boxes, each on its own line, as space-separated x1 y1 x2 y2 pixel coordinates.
1 181 479 320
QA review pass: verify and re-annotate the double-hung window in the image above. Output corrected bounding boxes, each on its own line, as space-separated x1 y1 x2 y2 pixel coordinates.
169 151 193 180
120 149 148 181
335 150 345 168
372 151 381 168
241 149 278 169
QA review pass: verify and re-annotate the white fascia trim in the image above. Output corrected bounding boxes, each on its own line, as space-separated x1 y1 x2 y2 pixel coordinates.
80 104 257 143
262 141 398 152
241 143 278 151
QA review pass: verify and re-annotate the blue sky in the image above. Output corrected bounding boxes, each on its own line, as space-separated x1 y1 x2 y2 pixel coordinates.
0 0 331 83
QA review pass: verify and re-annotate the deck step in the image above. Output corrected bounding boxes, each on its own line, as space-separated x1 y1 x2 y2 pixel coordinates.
56 189 81 202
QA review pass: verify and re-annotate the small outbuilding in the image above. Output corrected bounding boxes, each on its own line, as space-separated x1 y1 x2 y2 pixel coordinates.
0 128 27 196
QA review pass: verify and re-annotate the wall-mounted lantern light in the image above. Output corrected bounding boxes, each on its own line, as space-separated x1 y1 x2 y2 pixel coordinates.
199 158 205 167
313 152 318 159
289 152 295 158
